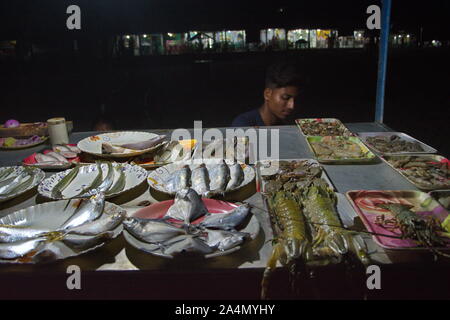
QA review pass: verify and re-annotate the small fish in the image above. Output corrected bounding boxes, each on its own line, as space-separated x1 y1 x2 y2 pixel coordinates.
123 217 185 243
226 162 244 191
191 164 210 196
35 153 60 163
51 165 80 199
60 193 105 230
45 151 69 163
203 229 250 251
67 210 125 236
0 168 14 182
0 224 54 243
200 204 251 230
203 139 224 158
65 145 81 153
0 237 48 260
61 231 114 250
165 165 191 194
75 162 103 197
162 234 214 256
92 162 115 195
105 165 126 196
0 171 31 195
165 188 208 224
205 160 230 198
117 135 167 150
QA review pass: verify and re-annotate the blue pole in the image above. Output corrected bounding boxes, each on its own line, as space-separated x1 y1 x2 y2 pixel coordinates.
375 0 392 123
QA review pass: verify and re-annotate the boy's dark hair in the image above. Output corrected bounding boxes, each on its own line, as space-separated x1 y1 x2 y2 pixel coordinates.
265 61 303 89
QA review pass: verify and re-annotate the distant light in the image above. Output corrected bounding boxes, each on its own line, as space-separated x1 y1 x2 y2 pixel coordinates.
279 7 284 13
143 34 147 38
399 35 402 38
125 35 130 39
407 34 410 38
432 40 436 44
167 33 174 37
317 29 321 32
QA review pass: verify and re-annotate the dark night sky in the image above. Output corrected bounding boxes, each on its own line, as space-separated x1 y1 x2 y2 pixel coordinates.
0 1 448 39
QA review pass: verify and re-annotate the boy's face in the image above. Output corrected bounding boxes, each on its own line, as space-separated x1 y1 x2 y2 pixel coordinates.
264 86 300 120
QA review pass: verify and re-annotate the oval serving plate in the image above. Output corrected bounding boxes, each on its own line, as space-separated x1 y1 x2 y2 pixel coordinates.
0 166 45 203
147 158 255 197
123 198 260 259
0 200 125 264
77 131 167 158
38 162 147 200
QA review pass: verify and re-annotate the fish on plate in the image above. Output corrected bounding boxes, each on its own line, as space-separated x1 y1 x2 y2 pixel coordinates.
102 135 167 154
165 165 191 194
205 160 230 198
199 203 251 231
123 217 186 243
202 229 250 251
60 193 105 230
190 164 210 197
164 188 208 224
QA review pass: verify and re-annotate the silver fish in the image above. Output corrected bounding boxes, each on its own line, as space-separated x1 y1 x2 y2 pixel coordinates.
67 210 125 236
205 160 230 197
0 171 31 196
75 162 103 197
123 217 185 243
60 193 105 230
0 237 48 260
224 138 237 160
226 162 244 191
165 165 191 194
191 164 210 196
0 168 14 182
51 165 80 199
162 234 214 256
203 229 250 251
200 204 250 230
35 153 59 163
91 162 115 195
117 135 167 150
46 151 69 163
65 145 81 153
165 188 208 224
61 231 114 250
0 224 55 243
105 165 126 196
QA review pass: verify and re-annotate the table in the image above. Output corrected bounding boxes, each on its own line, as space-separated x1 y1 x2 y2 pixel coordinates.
0 123 448 300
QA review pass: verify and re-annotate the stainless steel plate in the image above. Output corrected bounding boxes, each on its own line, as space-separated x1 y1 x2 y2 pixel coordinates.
357 132 437 155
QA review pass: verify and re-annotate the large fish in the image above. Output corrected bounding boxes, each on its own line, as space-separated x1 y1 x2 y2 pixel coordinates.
226 162 244 191
123 217 185 243
199 204 250 231
162 234 214 256
165 165 191 194
59 193 105 230
117 135 167 150
67 210 125 236
165 188 208 224
0 237 48 260
206 160 230 198
191 164 210 196
203 229 250 251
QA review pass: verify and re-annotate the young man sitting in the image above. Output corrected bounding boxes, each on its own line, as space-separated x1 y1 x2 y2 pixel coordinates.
231 61 302 127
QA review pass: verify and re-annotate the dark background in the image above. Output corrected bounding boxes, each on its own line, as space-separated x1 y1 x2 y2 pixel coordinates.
0 1 449 156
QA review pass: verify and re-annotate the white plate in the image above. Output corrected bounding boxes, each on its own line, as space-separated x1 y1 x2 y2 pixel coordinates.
77 131 167 158
0 200 125 264
38 163 148 200
147 159 255 197
0 166 45 203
